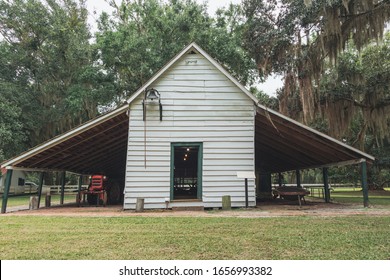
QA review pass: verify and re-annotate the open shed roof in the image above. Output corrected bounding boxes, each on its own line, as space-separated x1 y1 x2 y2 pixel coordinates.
1 43 374 175
255 106 374 173
1 106 129 177
1 104 374 175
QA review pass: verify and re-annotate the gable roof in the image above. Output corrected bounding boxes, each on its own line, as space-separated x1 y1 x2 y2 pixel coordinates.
126 42 258 105
1 42 374 175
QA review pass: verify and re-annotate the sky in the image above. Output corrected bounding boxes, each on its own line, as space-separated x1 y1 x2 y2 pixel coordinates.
85 0 282 95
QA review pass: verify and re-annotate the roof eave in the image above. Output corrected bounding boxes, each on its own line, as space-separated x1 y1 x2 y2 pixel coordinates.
1 105 128 169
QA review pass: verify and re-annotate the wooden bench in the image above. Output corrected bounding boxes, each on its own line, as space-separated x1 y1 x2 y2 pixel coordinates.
272 186 310 206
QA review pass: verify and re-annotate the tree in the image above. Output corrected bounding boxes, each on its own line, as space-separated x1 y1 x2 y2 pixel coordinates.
0 0 114 149
243 0 390 124
95 0 259 103
250 87 279 110
1 0 259 163
0 89 26 162
318 35 390 188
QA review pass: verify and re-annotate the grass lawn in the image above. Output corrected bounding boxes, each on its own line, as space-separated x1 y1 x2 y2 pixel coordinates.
310 188 390 206
3 194 77 208
0 216 389 260
331 190 390 205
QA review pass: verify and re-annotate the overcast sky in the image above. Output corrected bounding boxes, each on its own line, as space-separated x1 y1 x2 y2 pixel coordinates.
85 0 282 95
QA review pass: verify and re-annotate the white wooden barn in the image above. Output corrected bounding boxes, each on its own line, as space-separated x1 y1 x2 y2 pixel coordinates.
1 43 374 212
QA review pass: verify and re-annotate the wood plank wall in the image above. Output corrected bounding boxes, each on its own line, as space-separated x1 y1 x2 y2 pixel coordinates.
124 53 256 209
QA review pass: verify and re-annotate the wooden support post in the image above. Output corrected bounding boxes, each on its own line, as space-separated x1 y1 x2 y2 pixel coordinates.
77 175 82 207
222 195 231 210
296 170 301 188
135 198 144 212
103 191 107 206
298 195 302 207
1 169 13 214
45 193 51 208
60 171 66 205
278 173 283 187
323 167 331 203
37 172 44 209
361 161 369 207
245 178 249 208
29 196 38 210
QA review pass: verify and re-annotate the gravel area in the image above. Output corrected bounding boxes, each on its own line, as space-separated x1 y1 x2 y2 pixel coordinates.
5 199 390 218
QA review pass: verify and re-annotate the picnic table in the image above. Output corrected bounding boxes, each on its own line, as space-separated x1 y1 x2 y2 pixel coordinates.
272 186 310 206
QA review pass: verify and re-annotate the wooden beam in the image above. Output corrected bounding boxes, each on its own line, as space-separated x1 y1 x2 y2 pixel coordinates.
256 118 343 164
323 168 330 203
315 158 366 169
1 169 13 214
61 144 127 172
60 171 66 205
296 170 301 188
27 117 128 167
255 121 337 164
1 107 128 168
256 128 320 166
36 126 128 169
77 175 83 207
278 173 283 187
5 166 65 172
361 160 369 207
256 107 375 161
37 172 44 208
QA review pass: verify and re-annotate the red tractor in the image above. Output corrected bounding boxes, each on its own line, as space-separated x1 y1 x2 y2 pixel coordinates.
86 175 107 205
79 175 123 206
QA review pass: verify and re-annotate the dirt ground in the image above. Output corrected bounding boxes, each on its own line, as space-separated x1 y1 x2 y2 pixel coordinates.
5 198 390 218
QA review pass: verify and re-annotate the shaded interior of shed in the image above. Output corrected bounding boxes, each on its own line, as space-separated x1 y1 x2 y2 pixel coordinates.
254 107 371 173
10 111 129 179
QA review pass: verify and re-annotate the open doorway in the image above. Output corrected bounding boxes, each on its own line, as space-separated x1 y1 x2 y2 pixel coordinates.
171 143 202 200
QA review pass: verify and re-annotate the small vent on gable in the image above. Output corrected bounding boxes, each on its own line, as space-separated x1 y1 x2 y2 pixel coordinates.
185 59 198 65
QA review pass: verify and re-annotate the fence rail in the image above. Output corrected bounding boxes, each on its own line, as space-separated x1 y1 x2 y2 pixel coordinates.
0 185 88 195
271 183 359 188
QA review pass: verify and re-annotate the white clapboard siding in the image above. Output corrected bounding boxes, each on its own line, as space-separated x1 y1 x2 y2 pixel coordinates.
124 52 255 209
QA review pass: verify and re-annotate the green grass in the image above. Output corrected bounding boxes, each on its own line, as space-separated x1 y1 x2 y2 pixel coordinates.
3 194 77 208
309 188 390 206
331 190 390 205
0 216 389 260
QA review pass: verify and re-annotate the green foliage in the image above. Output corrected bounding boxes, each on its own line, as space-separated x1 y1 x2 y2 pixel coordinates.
250 86 279 110
0 93 26 162
0 0 259 163
96 0 258 102
319 36 390 187
0 0 115 151
243 0 390 123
